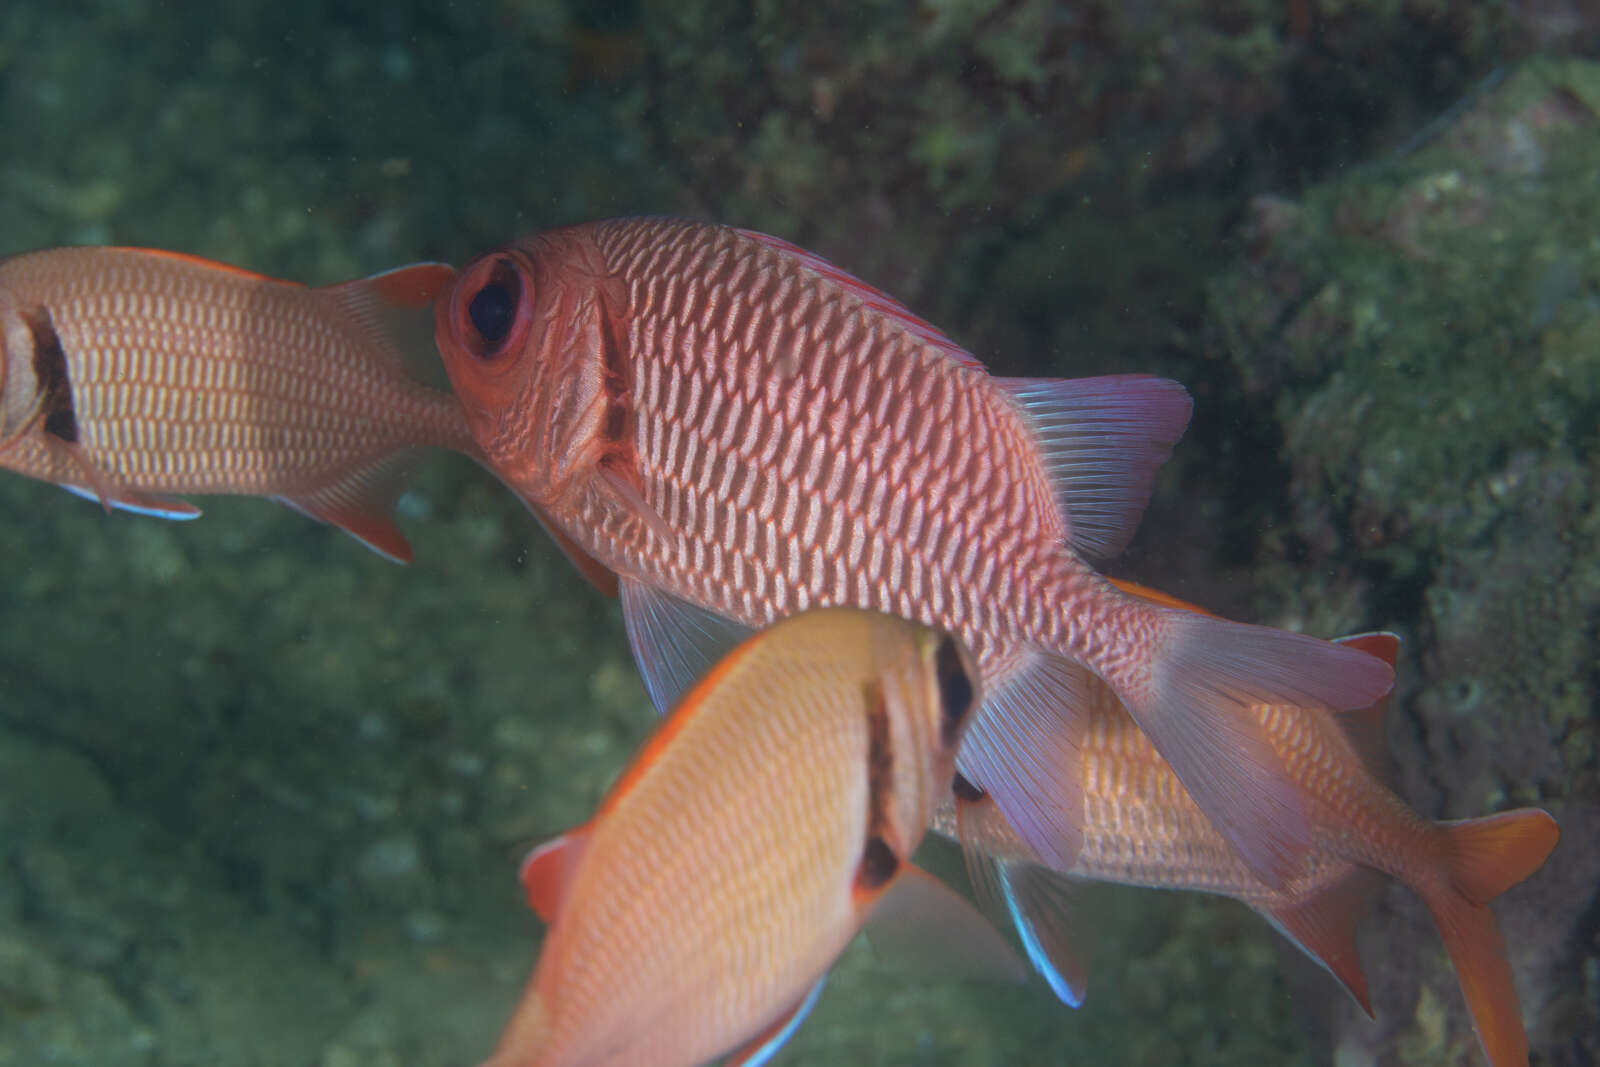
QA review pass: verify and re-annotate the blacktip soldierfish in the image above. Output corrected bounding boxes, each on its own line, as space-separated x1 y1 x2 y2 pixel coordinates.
0 246 476 561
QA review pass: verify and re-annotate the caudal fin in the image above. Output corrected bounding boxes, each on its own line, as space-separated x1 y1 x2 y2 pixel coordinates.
1418 809 1558 1067
1113 606 1395 888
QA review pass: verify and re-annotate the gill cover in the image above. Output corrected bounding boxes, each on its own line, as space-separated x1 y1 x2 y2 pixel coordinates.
0 289 45 448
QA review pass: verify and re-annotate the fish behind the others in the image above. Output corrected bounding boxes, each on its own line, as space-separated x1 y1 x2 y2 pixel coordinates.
432 216 1394 889
938 582 1560 1067
485 607 1023 1067
0 246 477 561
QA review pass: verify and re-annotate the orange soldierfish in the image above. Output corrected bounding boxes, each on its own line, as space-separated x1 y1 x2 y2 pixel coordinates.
938 581 1559 1067
0 246 477 561
485 607 1023 1067
432 216 1394 888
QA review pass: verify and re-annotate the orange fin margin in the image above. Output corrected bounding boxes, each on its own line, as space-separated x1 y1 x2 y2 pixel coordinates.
276 452 423 563
1262 866 1383 1016
518 829 588 923
1422 808 1558 1067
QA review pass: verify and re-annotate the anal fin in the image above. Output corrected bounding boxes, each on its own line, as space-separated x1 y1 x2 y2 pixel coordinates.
1260 865 1382 1016
1120 607 1394 888
276 451 423 563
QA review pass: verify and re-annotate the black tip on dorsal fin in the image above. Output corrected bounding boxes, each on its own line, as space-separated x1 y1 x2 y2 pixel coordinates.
934 634 976 747
863 679 894 841
855 835 900 894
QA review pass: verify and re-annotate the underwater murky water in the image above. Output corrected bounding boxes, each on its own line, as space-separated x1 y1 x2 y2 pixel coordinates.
1 4 1594 1065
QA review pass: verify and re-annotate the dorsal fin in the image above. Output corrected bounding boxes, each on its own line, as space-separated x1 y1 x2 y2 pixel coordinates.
1329 632 1400 780
314 262 461 397
998 376 1192 559
1105 577 1216 616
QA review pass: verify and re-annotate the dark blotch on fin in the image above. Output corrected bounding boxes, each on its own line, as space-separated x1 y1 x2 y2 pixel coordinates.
856 836 899 893
26 309 78 443
466 257 521 357
863 681 894 840
952 772 986 804
934 635 976 747
598 302 630 446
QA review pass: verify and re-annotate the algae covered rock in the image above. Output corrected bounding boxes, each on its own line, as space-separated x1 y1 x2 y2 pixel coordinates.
1210 57 1600 1066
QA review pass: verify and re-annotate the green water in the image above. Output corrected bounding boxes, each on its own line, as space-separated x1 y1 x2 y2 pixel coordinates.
1 4 1593 1065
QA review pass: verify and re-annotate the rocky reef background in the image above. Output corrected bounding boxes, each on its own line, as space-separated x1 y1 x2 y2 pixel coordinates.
0 2 1595 1064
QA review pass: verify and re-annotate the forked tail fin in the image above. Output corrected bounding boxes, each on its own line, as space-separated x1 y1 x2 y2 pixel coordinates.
1418 808 1559 1067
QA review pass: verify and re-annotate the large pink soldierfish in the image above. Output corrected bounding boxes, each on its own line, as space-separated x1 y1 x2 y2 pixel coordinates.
432 216 1395 886
0 246 476 561
486 607 1022 1067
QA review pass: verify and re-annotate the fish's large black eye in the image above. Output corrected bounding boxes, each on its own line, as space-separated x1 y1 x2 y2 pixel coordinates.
935 634 976 747
469 278 516 346
451 254 531 362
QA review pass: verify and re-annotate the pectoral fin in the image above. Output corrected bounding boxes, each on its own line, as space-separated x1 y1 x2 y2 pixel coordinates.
862 863 1027 985
619 579 753 713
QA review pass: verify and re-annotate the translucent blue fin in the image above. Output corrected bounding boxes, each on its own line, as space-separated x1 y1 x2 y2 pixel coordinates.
997 375 1191 559
619 578 752 713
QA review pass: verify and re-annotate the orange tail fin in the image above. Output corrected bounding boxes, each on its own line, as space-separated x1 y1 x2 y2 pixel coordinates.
1422 808 1559 1067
